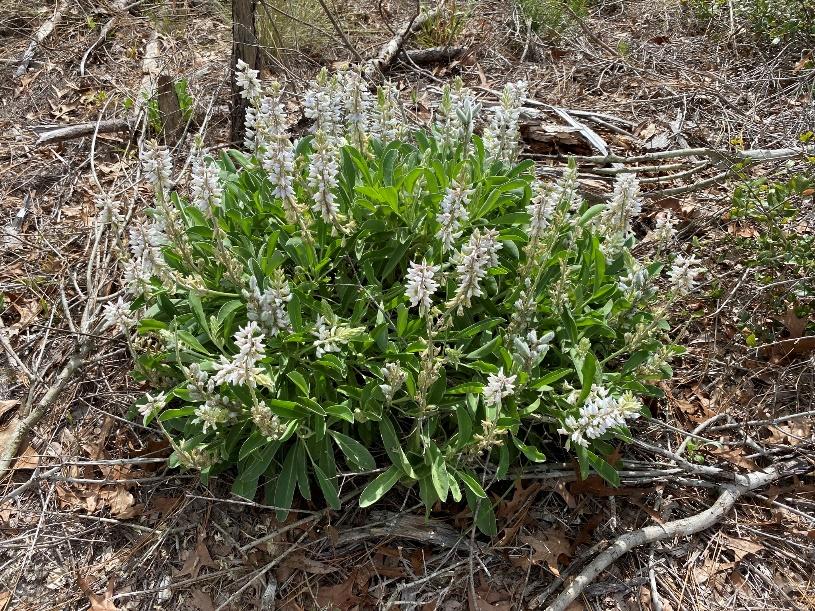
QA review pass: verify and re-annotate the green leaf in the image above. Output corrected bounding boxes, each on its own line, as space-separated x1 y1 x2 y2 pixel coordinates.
325 403 354 423
379 416 416 478
274 444 298 520
175 330 211 355
453 468 487 498
188 291 211 340
455 404 473 448
512 436 547 462
359 465 401 508
313 463 340 510
427 443 450 502
287 371 310 396
329 430 376 471
587 450 620 487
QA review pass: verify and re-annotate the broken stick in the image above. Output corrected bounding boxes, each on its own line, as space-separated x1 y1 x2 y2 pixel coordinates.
32 119 132 145
363 7 440 79
15 1 67 77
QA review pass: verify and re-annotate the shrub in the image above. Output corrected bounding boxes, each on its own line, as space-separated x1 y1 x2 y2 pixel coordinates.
105 68 699 533
515 0 590 43
727 158 814 342
687 0 815 46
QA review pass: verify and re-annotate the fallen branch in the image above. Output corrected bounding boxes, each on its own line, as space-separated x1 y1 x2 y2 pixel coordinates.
15 0 67 77
538 457 812 611
0 350 88 477
337 510 469 550
79 16 118 77
401 45 465 65
32 119 132 145
364 7 440 79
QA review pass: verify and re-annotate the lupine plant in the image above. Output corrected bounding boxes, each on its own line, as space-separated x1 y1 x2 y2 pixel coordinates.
105 65 702 533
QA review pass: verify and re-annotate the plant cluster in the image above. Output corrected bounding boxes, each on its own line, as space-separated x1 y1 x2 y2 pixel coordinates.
727 158 814 342
514 0 590 43
687 0 815 46
104 66 702 532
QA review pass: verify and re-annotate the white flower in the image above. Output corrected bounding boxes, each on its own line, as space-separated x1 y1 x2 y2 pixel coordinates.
405 260 440 312
304 67 344 142
649 211 677 245
312 315 353 358
557 386 642 448
212 321 267 387
235 58 261 101
193 401 232 434
668 254 704 295
483 368 517 407
527 180 558 243
597 173 642 258
141 140 173 197
380 362 406 403
342 69 371 148
95 194 124 228
371 81 405 142
243 272 292 336
484 81 527 162
514 329 554 367
139 391 167 418
433 78 481 153
251 403 287 440
452 228 502 313
185 362 212 402
308 130 340 224
190 155 223 216
102 296 135 332
436 181 473 251
617 259 650 300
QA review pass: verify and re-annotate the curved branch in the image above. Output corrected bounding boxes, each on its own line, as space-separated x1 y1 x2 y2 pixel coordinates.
540 458 812 611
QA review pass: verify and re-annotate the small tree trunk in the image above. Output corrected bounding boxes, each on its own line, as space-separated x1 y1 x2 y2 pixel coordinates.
156 74 182 145
230 0 260 147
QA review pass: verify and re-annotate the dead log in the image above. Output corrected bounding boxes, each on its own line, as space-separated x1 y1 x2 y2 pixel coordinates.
16 1 67 77
401 45 465 65
32 120 132 145
363 7 439 79
230 0 261 147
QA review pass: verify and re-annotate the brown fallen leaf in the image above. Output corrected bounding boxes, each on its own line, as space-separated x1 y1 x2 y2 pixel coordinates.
766 420 812 446
0 591 9 611
97 486 136 518
190 590 215 611
782 306 809 339
13 445 40 470
519 530 572 575
693 555 735 585
710 447 759 471
78 577 120 611
718 533 763 562
177 535 218 579
315 573 360 610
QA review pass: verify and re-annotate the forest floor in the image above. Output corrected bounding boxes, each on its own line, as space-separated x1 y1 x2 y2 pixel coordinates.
1 0 814 609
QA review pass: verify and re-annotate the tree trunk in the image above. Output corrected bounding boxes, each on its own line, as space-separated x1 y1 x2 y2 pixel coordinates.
230 0 260 147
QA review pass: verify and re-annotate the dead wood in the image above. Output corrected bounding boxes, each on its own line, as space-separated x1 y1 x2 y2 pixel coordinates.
537 457 813 610
230 0 260 147
401 46 465 65
32 120 132 145
156 75 183 145
15 1 67 77
363 7 440 79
